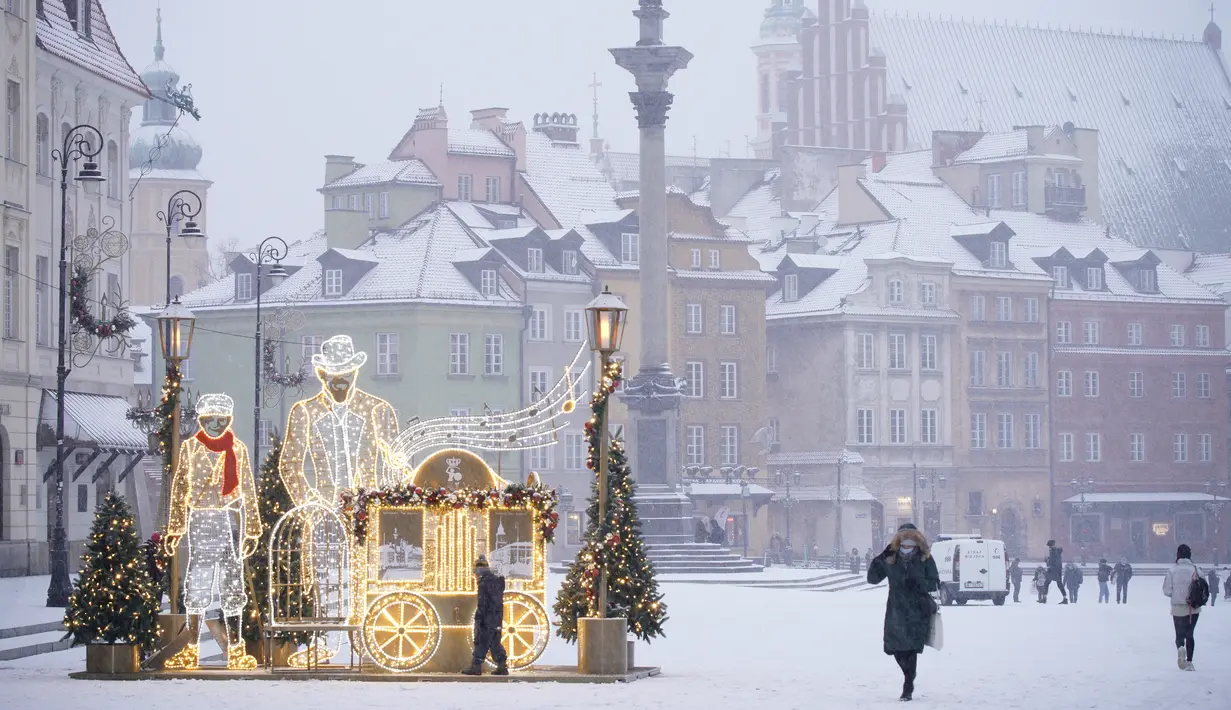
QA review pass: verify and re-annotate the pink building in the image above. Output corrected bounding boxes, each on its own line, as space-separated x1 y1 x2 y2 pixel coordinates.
1045 251 1230 563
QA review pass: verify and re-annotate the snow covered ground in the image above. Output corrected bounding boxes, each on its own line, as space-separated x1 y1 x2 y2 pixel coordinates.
1 574 1228 709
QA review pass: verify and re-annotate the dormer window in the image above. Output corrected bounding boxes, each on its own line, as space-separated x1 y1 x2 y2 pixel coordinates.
562 250 579 276
920 282 937 307
1086 266 1103 290
236 273 253 301
527 247 544 273
324 269 343 297
1137 268 1157 293
888 279 904 304
480 269 498 297
621 233 640 264
783 273 799 302
1052 265 1070 289
989 241 1008 268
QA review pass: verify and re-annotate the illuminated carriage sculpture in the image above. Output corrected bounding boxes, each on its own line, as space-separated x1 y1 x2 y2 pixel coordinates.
268 348 588 673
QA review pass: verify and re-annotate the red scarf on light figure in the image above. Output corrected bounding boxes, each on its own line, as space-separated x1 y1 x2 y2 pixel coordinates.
196 429 238 497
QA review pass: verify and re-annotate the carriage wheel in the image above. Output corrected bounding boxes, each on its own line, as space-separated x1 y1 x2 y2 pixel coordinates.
362 592 441 672
485 592 550 671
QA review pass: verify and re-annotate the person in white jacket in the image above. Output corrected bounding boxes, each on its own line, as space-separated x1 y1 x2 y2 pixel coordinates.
1161 544 1201 671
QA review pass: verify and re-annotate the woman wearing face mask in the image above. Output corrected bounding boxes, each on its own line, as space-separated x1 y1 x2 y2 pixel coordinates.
867 523 941 702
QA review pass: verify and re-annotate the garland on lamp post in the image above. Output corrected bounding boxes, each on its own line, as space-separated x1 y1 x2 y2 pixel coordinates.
125 362 183 487
553 358 667 643
70 265 136 339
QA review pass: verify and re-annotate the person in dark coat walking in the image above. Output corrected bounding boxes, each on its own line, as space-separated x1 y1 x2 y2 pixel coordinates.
850 547 862 575
1042 540 1068 604
1207 568 1220 607
1097 558 1113 603
1113 557 1134 604
1224 570 1231 600
1008 558 1023 602
462 555 508 676
867 523 940 702
1064 562 1083 603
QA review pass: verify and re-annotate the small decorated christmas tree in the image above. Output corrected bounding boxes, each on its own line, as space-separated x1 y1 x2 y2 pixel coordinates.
64 493 161 651
242 436 313 644
553 359 667 643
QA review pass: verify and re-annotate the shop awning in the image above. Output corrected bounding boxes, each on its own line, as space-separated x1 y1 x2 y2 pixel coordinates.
685 482 776 501
774 485 876 503
39 390 148 484
1062 492 1221 504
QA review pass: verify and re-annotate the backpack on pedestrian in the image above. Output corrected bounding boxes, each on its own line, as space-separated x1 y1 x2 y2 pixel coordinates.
1186 570 1210 611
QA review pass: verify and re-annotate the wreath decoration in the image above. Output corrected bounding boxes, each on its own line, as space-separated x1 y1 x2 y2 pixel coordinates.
71 266 136 339
263 341 307 388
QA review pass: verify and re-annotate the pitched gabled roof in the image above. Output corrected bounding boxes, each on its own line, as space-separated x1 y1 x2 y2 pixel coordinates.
448 129 515 157
871 12 1231 251
37 1 149 97
323 159 440 189
522 132 622 267
1185 252 1231 295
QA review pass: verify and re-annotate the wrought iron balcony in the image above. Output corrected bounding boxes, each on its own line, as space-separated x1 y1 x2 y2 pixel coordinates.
1045 184 1086 209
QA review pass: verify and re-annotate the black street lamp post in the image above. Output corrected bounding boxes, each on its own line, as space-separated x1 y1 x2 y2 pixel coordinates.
918 469 946 539
1071 476 1096 561
1206 480 1229 566
155 189 205 306
251 237 288 472
46 124 106 607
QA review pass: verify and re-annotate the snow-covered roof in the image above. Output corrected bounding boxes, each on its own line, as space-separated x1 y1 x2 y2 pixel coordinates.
448 129 515 158
953 131 1029 164
41 391 148 451
871 12 1231 251
1061 492 1223 504
766 450 865 466
599 151 710 187
324 159 440 189
1185 252 1231 296
775 485 877 503
685 483 776 499
522 132 622 268
37 1 148 98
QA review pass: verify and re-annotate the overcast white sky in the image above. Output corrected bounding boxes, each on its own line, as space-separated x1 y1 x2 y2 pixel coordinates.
105 1 1221 252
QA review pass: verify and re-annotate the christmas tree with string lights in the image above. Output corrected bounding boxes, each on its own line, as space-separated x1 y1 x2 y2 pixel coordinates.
242 435 313 644
64 493 161 651
553 359 667 643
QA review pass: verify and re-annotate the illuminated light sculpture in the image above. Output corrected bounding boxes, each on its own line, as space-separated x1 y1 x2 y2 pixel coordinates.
278 334 401 667
163 393 260 670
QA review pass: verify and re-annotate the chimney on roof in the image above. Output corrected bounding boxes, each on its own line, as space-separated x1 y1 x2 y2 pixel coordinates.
533 113 581 146
871 151 887 173
389 105 448 168
471 107 510 133
323 155 357 186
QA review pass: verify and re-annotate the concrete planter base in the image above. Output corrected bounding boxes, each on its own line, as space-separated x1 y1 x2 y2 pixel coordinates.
577 618 628 676
86 644 140 674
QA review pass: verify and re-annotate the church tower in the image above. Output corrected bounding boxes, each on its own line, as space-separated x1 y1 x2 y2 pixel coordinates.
750 0 811 158
128 8 212 307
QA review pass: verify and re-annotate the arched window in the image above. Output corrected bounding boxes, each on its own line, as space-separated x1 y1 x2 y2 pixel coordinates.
35 113 48 176
169 276 185 298
106 140 118 198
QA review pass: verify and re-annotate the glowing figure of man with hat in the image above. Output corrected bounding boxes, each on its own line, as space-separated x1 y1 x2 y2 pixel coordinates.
163 393 260 670
280 334 402 666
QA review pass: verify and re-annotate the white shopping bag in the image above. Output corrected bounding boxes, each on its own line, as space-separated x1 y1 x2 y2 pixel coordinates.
927 611 944 651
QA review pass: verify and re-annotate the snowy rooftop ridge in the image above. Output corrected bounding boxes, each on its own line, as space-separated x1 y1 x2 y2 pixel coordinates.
323 159 440 189
36 1 149 98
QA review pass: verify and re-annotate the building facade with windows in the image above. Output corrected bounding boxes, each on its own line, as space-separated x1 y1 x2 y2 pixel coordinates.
1 0 151 575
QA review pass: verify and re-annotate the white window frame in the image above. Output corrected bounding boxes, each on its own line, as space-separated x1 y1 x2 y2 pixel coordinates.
377 332 399 376
528 367 552 402
34 255 47 345
486 175 501 203
236 272 254 300
458 174 473 201
1085 432 1101 462
888 333 907 370
1024 351 1039 388
971 294 985 321
480 269 498 297
364 192 374 217
920 334 937 371
888 279 904 304
561 250 579 275
1198 372 1211 399
1199 433 1213 463
685 303 703 334
783 273 799 302
1025 414 1041 449
2 246 15 339
1083 370 1100 398
484 334 503 376
856 332 875 370
1056 321 1072 344
1170 324 1185 347
1057 370 1073 397
987 174 1001 208
1174 433 1189 463
996 351 1013 388
970 413 987 449
564 309 584 342
1024 297 1039 323
301 335 322 366
565 432 585 471
719 362 739 399
1138 268 1157 292
766 346 778 374
1128 323 1143 346
719 304 737 335
348 194 359 211
709 249 721 270
690 248 701 269
970 350 986 387
857 409 875 445
920 409 938 445
1011 170 1026 206
529 306 551 341
920 281 937 306
621 232 640 264
1196 325 1211 348
526 247 544 273
324 268 343 297
890 409 908 444
684 361 704 398
685 426 705 465
1059 433 1074 462
997 413 1014 449
1083 320 1100 345
1173 372 1186 398
379 191 389 218
995 296 1012 322
1053 265 1069 289
1086 267 1103 290
1129 372 1144 398
449 333 470 375
528 444 552 472
989 241 1008 268
719 425 740 465
1130 433 1145 462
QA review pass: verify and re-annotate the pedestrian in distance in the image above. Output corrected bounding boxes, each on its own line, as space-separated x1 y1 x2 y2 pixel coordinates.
1097 558 1113 604
1207 568 1219 607
1223 569 1231 600
1064 562 1083 604
1113 557 1134 604
867 523 941 703
1008 558 1023 603
851 547 862 575
1033 565 1047 603
461 555 508 676
1162 544 1209 671
1042 540 1069 604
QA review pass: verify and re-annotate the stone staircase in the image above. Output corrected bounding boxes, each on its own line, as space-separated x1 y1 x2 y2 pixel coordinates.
0 620 71 662
644 543 763 574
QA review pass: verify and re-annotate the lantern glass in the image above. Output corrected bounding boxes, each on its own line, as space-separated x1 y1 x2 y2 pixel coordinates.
156 298 197 362
584 286 629 353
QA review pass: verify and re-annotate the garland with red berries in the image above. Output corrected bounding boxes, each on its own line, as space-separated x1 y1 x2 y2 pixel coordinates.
71 265 136 339
341 483 559 546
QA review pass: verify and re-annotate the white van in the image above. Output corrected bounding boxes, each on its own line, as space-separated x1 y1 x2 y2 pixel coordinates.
931 534 1008 606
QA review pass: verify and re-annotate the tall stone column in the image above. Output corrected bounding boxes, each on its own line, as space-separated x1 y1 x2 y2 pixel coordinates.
612 1 694 546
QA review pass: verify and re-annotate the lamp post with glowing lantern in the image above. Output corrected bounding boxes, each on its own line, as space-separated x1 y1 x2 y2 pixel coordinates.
156 298 197 614
584 286 628 618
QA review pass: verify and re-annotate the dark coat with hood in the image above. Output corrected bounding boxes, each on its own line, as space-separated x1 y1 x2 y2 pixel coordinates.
475 568 506 632
1008 559 1023 584
867 526 940 654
